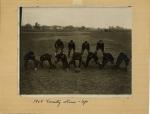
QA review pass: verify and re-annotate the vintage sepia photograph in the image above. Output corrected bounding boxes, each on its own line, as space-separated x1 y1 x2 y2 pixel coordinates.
19 7 132 95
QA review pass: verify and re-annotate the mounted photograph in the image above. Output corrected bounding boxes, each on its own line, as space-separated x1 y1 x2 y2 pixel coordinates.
19 7 132 95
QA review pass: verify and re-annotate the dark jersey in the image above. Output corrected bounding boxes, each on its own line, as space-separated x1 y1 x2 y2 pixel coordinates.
96 42 104 49
68 41 75 49
82 42 90 49
55 40 64 48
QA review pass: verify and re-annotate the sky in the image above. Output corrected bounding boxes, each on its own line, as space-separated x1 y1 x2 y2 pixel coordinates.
22 7 132 29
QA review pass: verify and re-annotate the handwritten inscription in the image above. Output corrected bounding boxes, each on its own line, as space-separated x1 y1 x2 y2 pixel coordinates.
33 99 88 107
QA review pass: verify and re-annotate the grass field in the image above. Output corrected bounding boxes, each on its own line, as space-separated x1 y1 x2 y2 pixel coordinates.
20 31 131 95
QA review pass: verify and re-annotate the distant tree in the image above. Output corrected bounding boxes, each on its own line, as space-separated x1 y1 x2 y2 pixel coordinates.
34 22 40 30
108 26 126 32
115 26 124 31
41 25 49 31
81 26 86 30
108 26 115 32
64 25 74 31
23 23 32 31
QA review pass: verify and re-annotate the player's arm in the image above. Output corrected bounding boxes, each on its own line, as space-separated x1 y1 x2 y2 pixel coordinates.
82 43 84 49
62 42 64 48
73 43 75 49
68 42 70 49
55 41 57 48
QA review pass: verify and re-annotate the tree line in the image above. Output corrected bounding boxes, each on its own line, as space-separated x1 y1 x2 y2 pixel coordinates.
21 22 131 32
